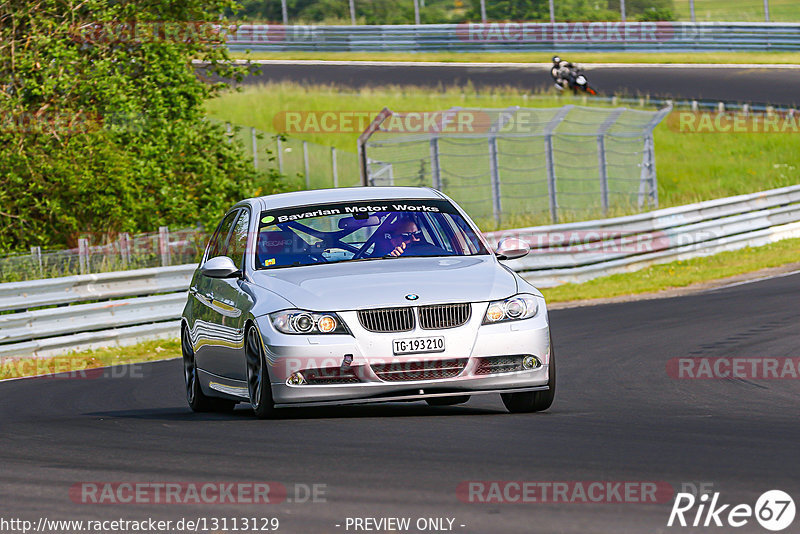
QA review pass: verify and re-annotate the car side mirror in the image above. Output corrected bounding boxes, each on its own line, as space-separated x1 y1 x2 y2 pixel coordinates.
495 238 530 261
201 256 242 279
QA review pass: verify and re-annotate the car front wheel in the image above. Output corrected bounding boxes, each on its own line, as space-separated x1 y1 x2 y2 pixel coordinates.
246 325 277 419
501 345 556 413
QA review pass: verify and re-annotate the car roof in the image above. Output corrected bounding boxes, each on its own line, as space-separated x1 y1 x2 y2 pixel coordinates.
250 186 444 211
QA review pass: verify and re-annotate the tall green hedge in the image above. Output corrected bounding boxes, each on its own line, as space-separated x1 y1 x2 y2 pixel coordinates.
0 1 273 252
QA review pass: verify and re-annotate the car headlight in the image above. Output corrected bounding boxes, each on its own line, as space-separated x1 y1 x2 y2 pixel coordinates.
270 310 350 335
482 294 539 324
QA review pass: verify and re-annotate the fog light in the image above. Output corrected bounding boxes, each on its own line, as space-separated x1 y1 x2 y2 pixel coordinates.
287 372 306 385
522 356 541 370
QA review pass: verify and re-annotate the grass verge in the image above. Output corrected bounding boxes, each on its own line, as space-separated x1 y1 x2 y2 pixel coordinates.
2 238 799 378
0 339 180 381
540 237 800 303
229 51 800 65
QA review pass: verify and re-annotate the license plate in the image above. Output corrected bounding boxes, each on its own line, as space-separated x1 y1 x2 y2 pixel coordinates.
393 336 445 355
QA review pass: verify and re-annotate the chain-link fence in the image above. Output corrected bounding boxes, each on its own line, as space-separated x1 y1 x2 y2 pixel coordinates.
223 122 361 189
360 105 671 227
0 228 205 283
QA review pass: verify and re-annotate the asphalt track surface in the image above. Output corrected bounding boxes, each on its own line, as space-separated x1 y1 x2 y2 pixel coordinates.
234 62 800 107
2 271 799 533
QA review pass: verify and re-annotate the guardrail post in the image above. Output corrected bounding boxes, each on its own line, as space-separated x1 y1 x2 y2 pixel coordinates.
159 226 171 267
120 233 131 267
331 147 338 188
276 137 284 174
30 246 42 276
251 127 258 170
78 238 89 275
303 141 310 189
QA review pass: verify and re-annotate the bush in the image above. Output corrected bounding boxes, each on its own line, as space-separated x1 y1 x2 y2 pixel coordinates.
0 0 274 252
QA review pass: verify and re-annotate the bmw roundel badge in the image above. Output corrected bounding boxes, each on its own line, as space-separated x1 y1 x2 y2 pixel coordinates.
405 294 419 301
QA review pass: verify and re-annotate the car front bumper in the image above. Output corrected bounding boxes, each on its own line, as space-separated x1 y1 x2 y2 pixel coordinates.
258 301 551 406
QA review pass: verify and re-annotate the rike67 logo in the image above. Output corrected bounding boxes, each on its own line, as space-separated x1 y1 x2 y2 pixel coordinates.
668 490 795 531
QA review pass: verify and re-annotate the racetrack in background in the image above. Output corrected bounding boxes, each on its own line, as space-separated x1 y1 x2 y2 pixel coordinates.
225 61 800 107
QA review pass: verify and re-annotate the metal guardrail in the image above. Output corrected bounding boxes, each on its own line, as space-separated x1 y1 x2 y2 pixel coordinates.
2 184 799 358
225 22 800 52
485 184 800 286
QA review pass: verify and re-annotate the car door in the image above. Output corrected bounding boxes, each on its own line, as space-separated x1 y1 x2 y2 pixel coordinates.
197 208 255 381
192 209 239 374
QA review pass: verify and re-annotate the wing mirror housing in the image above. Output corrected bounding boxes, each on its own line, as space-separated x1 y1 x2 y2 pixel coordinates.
201 256 242 279
494 238 531 261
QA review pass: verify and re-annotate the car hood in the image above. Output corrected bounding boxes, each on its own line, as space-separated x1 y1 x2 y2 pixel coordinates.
249 255 518 311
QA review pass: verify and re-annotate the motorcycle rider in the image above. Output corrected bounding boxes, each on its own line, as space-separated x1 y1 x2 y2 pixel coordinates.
550 56 576 90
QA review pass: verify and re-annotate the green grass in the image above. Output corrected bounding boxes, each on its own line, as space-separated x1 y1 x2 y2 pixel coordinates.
229 51 800 65
0 339 180 380
205 82 800 216
673 0 800 22
541 237 800 302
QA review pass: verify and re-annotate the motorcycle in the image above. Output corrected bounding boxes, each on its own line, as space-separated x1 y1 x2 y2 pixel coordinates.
554 66 598 95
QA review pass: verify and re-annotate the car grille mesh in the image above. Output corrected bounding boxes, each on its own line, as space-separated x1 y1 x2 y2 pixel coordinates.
303 367 361 385
358 307 415 333
371 358 468 381
474 355 524 375
418 303 471 330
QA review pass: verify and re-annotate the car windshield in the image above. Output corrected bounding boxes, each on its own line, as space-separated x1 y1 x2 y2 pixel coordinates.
254 199 488 270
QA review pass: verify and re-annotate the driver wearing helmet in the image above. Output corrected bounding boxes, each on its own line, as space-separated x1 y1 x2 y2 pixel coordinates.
550 56 575 90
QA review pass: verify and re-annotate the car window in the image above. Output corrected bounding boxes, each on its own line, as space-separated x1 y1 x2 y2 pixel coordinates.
207 210 239 260
228 209 250 269
254 199 489 270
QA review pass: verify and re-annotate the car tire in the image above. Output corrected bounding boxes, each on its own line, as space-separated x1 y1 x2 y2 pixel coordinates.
182 326 236 413
426 395 471 406
501 345 556 414
246 324 278 419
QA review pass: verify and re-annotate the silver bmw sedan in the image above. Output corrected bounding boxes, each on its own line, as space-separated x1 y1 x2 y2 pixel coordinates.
181 187 554 418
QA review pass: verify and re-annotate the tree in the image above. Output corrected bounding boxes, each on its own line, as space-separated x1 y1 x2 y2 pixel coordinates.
0 0 274 252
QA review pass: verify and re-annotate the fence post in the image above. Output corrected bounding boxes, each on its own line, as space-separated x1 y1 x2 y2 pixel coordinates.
596 108 625 217
597 136 609 216
542 105 573 224
277 137 284 174
488 136 502 226
159 226 171 267
331 147 338 188
303 141 310 189
78 238 89 275
251 127 258 170
120 233 131 267
30 246 42 276
429 137 441 190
